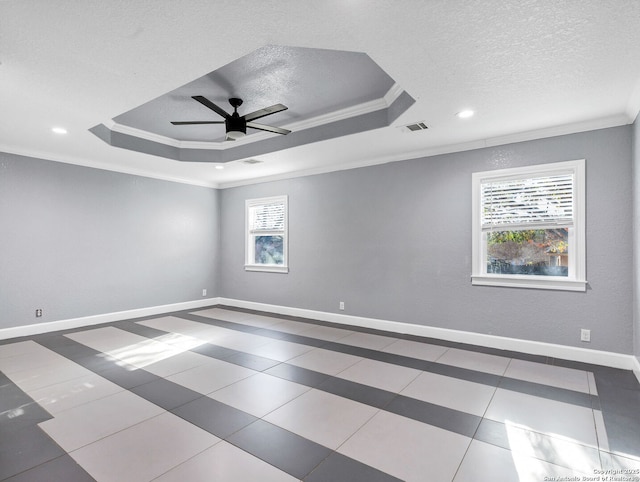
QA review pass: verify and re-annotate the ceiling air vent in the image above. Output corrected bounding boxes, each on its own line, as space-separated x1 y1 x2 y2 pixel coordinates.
243 159 263 165
404 122 429 132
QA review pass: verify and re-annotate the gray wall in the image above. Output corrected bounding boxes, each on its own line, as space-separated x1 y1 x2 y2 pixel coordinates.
0 152 219 329
633 115 640 361
220 126 634 354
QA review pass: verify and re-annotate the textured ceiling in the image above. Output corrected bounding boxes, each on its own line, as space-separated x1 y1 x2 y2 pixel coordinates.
1 1 640 187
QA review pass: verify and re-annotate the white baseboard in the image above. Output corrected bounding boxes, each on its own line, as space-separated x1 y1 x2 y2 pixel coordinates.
3 296 638 378
217 297 638 372
0 298 221 341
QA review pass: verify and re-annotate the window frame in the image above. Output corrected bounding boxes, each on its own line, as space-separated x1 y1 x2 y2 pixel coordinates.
471 159 586 292
245 195 289 273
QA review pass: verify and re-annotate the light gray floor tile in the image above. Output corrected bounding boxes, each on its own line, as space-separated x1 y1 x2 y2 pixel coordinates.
594 409 610 452
587 371 599 396
337 358 421 393
453 440 520 482
70 412 219 482
297 324 354 342
485 388 599 448
29 373 124 415
154 440 298 482
208 372 310 417
8 360 91 392
142 351 213 377
0 347 64 374
504 359 591 393
138 316 233 339
39 390 164 451
194 307 254 323
242 339 315 362
400 371 497 416
65 327 145 353
436 348 511 376
453 439 593 482
166 358 256 394
288 347 363 375
0 340 44 358
270 320 320 335
382 339 449 361
338 410 471 482
337 332 398 351
264 389 379 450
600 450 640 472
196 308 290 329
214 332 273 351
499 419 602 471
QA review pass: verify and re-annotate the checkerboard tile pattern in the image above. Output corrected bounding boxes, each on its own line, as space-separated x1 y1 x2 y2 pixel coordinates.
1 307 639 481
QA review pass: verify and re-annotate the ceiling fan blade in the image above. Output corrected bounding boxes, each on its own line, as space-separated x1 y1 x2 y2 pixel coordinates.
244 104 288 122
192 96 230 118
247 122 291 135
170 121 225 125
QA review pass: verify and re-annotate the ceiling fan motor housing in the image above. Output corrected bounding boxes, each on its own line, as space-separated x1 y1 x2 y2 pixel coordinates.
226 114 247 136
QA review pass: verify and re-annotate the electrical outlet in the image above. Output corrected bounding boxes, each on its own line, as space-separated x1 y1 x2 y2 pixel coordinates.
339 301 345 311
202 289 207 297
580 329 591 342
35 309 42 318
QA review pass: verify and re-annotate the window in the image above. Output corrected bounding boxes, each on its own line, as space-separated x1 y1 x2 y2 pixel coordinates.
471 159 586 291
245 195 288 273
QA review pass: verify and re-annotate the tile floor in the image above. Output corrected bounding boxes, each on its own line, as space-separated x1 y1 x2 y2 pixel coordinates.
1 306 639 481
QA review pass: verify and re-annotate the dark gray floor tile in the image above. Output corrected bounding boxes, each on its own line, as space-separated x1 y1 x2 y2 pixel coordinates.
322 342 382 359
0 379 52 433
428 362 501 386
96 365 159 389
74 353 120 372
118 321 169 339
275 334 328 348
251 328 302 341
0 396 52 434
180 313 259 334
595 367 640 391
304 452 402 482
601 411 640 458
386 395 481 438
171 396 257 439
265 363 332 388
130 378 202 410
35 336 98 360
4 454 95 482
0 425 65 480
473 418 510 449
224 352 281 371
318 377 396 409
191 343 239 360
227 419 332 480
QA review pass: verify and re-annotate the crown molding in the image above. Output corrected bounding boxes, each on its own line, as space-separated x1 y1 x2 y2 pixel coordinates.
104 83 403 151
217 114 631 189
0 144 219 188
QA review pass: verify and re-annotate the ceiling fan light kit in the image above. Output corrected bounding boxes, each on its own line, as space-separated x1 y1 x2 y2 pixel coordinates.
171 96 291 141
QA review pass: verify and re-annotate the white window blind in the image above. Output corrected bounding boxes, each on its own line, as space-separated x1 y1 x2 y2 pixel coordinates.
249 201 285 232
481 172 574 231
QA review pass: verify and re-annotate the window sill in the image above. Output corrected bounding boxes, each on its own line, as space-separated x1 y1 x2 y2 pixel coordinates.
245 264 289 274
471 274 587 292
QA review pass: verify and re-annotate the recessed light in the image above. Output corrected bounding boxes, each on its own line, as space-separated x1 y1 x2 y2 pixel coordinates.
51 127 68 134
215 165 224 170
456 110 474 119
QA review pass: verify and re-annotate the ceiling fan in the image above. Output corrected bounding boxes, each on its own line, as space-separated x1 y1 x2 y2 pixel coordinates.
171 96 291 141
